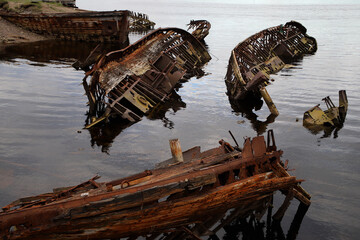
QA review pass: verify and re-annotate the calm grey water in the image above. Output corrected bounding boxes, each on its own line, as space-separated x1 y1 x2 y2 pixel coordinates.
1 1 359 239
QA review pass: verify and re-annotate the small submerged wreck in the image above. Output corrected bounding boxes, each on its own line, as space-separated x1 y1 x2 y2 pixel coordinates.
303 90 348 137
0 130 310 239
225 21 317 115
82 27 211 128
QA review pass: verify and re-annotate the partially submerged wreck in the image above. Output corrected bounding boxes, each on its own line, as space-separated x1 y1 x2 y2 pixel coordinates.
0 130 310 239
0 6 155 43
82 27 211 128
225 21 317 115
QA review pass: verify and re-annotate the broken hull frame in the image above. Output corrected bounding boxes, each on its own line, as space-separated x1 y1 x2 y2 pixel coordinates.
0 130 310 239
83 27 211 127
225 21 317 115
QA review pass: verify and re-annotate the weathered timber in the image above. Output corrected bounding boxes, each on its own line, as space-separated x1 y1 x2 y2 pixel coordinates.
0 130 310 239
225 21 317 115
82 27 211 127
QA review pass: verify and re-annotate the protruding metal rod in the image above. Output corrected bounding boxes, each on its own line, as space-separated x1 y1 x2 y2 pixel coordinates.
169 139 184 163
228 130 239 148
260 87 279 116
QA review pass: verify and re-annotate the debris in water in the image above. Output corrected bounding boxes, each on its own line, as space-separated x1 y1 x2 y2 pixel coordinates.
303 90 348 138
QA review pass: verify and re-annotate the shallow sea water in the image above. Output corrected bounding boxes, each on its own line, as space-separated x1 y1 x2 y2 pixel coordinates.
0 1 359 239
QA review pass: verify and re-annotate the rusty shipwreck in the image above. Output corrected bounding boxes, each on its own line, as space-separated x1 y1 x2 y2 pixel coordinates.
82 27 211 128
0 130 310 239
225 21 317 116
0 9 154 43
187 19 211 41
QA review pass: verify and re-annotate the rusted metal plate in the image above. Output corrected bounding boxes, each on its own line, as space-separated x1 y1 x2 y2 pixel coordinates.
0 130 310 239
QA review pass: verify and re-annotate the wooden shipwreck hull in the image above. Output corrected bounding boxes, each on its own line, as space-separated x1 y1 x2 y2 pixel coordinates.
0 130 310 239
83 27 211 128
225 21 317 115
0 10 131 43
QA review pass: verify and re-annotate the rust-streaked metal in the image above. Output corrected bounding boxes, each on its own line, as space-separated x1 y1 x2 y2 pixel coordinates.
0 130 310 239
225 21 317 114
83 27 211 127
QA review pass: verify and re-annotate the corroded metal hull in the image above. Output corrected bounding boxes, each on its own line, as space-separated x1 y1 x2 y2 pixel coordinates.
226 21 317 102
83 27 211 127
0 10 130 43
0 131 310 239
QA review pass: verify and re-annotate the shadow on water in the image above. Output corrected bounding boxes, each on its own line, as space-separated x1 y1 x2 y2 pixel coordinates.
150 197 309 240
206 203 309 240
303 124 345 139
0 40 127 66
228 92 277 136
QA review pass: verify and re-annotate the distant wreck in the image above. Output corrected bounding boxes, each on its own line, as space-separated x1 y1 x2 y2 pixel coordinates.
82 27 211 128
0 130 310 239
187 19 211 41
0 8 154 43
225 21 317 116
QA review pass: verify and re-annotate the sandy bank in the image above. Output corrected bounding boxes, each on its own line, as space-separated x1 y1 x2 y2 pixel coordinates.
0 0 83 44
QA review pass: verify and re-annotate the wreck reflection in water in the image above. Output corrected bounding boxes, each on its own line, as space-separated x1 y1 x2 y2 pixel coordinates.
0 40 127 66
207 203 309 240
303 124 345 139
87 90 186 153
228 92 277 136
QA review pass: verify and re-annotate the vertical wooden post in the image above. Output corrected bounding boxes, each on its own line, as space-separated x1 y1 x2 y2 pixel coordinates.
169 139 184 163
